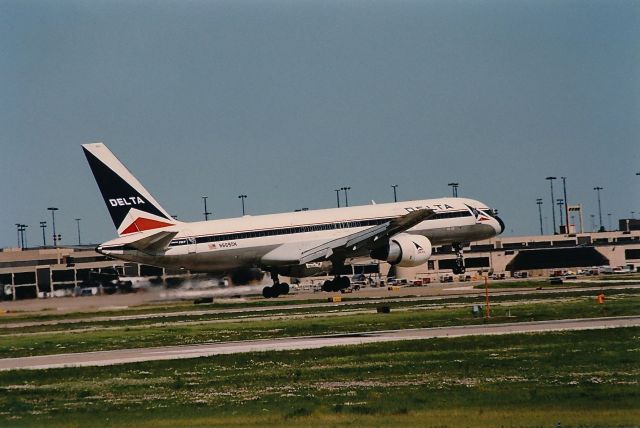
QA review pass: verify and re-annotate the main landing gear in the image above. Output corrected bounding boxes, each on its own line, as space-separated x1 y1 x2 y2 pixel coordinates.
321 276 350 292
262 271 290 298
452 243 466 275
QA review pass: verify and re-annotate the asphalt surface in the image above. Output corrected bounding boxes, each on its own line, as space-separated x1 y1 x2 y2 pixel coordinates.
0 316 637 371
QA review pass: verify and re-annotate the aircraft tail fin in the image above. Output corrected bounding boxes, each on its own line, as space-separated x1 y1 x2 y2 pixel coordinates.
82 143 178 237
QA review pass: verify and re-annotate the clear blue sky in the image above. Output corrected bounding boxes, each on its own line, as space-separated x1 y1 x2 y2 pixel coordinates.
1 0 639 247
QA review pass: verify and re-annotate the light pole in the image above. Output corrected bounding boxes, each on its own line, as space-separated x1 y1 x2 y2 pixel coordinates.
448 182 459 197
557 199 565 232
545 177 557 234
391 184 398 202
75 218 82 245
334 189 341 208
608 213 612 231
19 224 28 248
536 198 544 235
48 207 59 247
341 187 351 207
40 221 47 247
561 177 569 233
15 223 21 248
593 187 604 232
202 196 211 221
238 194 247 215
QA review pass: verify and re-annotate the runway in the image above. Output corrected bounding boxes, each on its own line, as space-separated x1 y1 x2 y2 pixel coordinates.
0 316 637 371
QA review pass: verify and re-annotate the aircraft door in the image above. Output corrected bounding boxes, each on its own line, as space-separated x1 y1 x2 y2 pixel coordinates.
187 236 197 254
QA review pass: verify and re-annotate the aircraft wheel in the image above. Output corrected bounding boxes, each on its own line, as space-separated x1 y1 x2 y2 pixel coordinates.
337 276 350 289
262 286 275 298
276 282 290 295
452 265 466 275
322 280 333 292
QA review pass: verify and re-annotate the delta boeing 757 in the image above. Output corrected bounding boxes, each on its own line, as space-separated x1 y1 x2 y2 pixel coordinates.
83 143 504 298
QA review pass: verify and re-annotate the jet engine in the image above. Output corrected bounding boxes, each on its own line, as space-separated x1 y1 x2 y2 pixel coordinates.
371 234 432 267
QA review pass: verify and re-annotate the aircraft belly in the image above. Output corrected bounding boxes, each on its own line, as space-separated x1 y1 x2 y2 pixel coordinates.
164 243 279 272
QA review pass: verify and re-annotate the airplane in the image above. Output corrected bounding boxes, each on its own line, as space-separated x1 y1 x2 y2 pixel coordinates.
82 143 504 298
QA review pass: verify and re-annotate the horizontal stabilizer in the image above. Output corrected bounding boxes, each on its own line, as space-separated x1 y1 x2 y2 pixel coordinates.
127 230 178 253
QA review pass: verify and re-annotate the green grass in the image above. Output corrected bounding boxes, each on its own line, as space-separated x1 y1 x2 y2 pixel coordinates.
594 274 640 281
0 297 333 325
474 279 640 289
474 280 551 289
3 286 639 335
0 294 638 358
0 328 637 427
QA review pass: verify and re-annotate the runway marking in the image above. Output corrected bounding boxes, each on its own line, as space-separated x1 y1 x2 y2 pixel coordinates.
0 316 637 371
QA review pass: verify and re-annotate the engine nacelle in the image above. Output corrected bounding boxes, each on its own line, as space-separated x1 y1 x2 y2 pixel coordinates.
371 234 432 267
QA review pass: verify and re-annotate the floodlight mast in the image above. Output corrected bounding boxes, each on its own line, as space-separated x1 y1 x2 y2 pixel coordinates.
545 177 557 234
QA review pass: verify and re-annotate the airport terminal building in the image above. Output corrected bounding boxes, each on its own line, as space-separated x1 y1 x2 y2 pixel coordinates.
1 228 639 300
395 229 640 282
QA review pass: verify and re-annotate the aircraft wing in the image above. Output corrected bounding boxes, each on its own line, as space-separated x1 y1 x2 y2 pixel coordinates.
297 208 435 265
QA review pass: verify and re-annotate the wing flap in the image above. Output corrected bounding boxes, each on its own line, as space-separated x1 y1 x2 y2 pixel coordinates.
261 240 327 265
299 222 389 264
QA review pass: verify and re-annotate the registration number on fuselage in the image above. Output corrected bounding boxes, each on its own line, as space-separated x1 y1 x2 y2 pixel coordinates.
218 241 238 248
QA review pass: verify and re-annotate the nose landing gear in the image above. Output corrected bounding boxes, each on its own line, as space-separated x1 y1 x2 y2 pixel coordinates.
452 243 466 275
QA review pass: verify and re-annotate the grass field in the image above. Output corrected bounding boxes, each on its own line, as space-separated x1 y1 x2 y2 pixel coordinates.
0 298 332 324
0 293 638 359
3 286 639 330
1 278 635 325
0 327 637 427
596 274 640 281
474 279 640 289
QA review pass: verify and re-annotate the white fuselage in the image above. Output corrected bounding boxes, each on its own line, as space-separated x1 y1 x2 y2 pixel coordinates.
98 197 503 273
